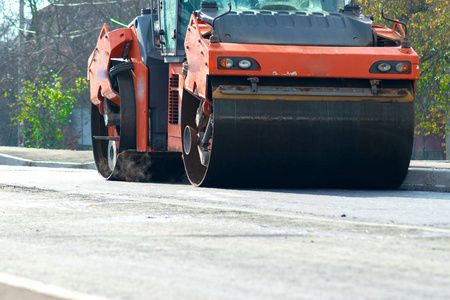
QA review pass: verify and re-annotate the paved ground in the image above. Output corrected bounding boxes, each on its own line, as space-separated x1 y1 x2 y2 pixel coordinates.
0 147 449 299
0 166 449 300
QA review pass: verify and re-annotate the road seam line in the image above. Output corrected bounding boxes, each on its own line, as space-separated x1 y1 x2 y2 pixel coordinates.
162 195 450 234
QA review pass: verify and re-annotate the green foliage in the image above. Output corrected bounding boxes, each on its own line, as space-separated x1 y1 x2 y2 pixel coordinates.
10 71 88 149
359 0 450 136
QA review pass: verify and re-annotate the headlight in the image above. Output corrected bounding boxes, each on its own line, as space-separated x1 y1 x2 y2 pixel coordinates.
238 59 252 69
377 63 391 72
217 57 260 70
370 61 411 74
219 58 234 69
395 63 409 73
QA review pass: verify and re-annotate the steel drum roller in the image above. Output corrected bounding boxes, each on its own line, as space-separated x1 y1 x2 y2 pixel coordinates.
182 85 414 188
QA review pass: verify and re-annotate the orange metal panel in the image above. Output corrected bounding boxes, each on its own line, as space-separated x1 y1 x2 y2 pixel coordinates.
206 44 420 80
184 18 210 101
168 124 182 152
167 63 184 152
87 24 134 107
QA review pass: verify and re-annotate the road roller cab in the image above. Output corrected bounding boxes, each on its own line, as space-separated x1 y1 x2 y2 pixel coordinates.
87 0 419 188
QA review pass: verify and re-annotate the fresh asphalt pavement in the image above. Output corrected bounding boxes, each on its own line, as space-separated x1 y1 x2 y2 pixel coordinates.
0 146 449 299
0 165 449 300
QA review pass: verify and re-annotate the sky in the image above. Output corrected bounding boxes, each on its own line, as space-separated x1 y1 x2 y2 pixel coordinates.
0 0 48 38
1 0 49 23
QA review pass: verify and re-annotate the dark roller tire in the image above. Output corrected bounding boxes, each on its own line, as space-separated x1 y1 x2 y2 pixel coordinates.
181 90 414 189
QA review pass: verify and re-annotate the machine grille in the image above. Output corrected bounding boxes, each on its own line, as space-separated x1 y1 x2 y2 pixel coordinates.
169 74 179 124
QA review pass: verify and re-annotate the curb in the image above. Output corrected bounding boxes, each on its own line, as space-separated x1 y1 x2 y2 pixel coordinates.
0 154 95 170
400 167 450 192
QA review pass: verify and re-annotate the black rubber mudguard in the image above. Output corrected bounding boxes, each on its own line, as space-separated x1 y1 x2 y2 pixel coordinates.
116 71 136 152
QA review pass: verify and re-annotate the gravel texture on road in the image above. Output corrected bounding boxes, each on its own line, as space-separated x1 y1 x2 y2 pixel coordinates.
0 166 449 300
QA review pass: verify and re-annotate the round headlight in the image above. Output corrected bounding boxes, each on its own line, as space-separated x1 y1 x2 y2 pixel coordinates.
220 58 234 69
377 63 391 72
238 59 252 69
395 63 408 73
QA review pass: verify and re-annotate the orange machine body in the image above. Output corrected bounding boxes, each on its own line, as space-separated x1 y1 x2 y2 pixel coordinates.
183 17 419 103
88 16 419 154
87 4 419 187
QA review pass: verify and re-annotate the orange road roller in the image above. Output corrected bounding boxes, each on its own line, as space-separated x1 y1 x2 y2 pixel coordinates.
88 0 420 188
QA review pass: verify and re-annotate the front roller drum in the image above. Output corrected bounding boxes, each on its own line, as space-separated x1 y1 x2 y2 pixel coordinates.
182 97 414 188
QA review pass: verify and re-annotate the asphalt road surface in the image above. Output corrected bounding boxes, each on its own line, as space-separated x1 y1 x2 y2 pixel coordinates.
0 165 449 300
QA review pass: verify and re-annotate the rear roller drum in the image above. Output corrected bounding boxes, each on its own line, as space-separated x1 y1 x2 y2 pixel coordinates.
91 70 137 180
92 67 185 182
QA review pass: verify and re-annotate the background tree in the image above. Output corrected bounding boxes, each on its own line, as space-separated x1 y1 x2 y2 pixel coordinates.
10 71 87 148
2 0 449 149
359 0 450 136
0 0 148 148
